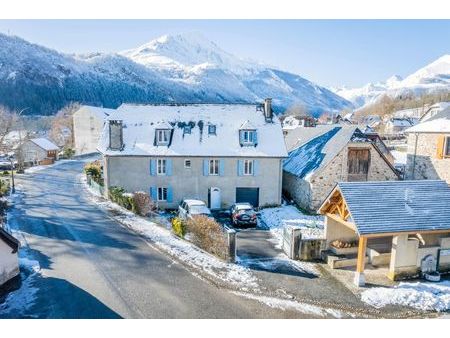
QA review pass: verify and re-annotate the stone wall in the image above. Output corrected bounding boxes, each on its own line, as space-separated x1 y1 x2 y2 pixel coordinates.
282 171 312 209
73 108 104 155
405 133 450 184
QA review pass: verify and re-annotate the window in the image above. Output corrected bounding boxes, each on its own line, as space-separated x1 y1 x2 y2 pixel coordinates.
157 159 166 175
184 126 191 134
243 160 253 175
184 159 191 169
156 129 171 145
347 148 370 181
209 159 219 175
446 137 450 157
243 130 254 143
157 187 168 201
208 125 216 135
240 129 257 146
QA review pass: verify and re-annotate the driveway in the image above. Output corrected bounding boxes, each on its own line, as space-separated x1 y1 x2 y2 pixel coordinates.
0 160 321 318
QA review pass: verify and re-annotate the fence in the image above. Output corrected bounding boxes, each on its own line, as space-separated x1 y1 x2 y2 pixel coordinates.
283 225 325 261
86 175 105 196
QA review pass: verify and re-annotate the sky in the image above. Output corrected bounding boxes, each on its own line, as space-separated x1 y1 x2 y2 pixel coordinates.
0 20 448 88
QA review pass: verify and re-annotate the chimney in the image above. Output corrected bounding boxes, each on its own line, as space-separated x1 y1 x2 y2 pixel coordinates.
264 98 273 122
109 120 124 150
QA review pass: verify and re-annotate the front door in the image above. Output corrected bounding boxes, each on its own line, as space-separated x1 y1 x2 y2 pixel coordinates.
209 187 221 210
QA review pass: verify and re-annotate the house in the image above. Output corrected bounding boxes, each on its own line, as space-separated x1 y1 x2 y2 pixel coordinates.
392 106 426 120
405 108 450 184
97 99 288 209
419 102 450 122
283 125 399 212
282 115 316 130
384 118 416 136
319 180 450 286
21 138 59 165
73 105 116 155
0 227 20 286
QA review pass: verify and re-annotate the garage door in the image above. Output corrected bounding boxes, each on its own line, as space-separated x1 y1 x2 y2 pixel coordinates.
236 187 259 207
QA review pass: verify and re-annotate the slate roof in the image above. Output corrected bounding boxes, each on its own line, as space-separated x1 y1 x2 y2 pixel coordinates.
98 104 288 158
336 180 450 236
30 138 59 151
283 125 365 180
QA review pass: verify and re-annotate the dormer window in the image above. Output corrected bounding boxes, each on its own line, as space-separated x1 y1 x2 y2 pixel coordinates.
208 125 216 135
156 129 171 146
240 129 257 146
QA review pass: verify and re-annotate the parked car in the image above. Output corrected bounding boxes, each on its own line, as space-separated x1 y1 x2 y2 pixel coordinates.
230 203 258 227
178 199 212 221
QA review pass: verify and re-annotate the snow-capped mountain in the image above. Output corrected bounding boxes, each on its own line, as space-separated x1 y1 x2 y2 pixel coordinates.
0 32 351 116
332 55 450 109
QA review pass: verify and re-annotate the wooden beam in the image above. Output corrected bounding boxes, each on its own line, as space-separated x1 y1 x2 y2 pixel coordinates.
356 236 367 273
326 213 357 232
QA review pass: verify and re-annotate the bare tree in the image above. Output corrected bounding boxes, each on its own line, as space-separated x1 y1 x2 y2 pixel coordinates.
0 106 18 154
281 103 310 120
49 103 80 148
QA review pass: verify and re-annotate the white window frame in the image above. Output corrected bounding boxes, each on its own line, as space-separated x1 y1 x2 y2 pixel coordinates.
184 159 191 169
209 159 219 176
242 130 255 144
157 187 168 202
156 129 170 145
243 159 253 175
157 158 166 175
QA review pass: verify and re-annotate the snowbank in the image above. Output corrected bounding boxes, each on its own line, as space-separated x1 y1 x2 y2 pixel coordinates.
24 159 75 174
391 150 407 165
259 205 324 248
361 281 450 312
81 175 258 291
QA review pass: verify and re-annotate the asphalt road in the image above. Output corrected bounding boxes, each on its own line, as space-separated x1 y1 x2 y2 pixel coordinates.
1 160 318 319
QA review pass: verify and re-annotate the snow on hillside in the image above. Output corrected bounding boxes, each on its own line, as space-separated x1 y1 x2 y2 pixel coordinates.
0 32 351 115
332 55 450 109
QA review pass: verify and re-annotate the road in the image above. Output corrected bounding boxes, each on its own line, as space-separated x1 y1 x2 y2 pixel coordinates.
1 160 318 319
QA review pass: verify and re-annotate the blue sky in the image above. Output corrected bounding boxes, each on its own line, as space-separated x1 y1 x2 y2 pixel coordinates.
0 20 448 87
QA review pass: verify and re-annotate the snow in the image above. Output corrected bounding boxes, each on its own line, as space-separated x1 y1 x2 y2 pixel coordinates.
99 103 288 158
259 205 324 249
406 113 450 133
29 138 59 151
81 175 259 291
361 281 450 312
391 150 407 165
24 159 75 173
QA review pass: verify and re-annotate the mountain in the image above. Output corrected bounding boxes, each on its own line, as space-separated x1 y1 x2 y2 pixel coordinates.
0 32 351 116
332 55 450 109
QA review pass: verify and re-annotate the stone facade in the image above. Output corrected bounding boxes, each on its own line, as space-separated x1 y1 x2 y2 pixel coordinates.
283 142 399 212
104 156 283 209
405 132 450 184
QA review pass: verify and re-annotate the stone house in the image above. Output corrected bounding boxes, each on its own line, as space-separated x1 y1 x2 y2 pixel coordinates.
405 108 450 184
0 227 20 286
419 102 450 122
97 100 287 209
384 118 416 136
21 138 59 165
283 125 399 212
73 105 116 155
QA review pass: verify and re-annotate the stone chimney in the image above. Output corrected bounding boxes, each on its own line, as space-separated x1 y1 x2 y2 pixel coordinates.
264 98 273 122
109 120 123 150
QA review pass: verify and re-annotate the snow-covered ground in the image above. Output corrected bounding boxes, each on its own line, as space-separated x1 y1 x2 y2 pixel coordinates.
24 159 76 174
361 281 450 312
259 205 324 249
391 150 407 166
81 175 259 291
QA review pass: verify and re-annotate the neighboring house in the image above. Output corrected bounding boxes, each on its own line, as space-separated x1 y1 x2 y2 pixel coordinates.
21 138 59 165
73 105 116 155
319 180 450 286
362 115 382 129
384 118 416 136
419 102 450 122
405 108 450 184
283 125 399 212
392 106 427 120
282 115 316 130
0 227 20 286
98 99 287 209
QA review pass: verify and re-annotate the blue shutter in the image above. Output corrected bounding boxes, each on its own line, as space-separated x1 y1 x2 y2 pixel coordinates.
219 159 225 176
150 159 156 176
203 159 209 176
237 160 243 176
150 187 157 201
253 131 258 146
239 130 244 146
253 160 259 176
166 159 172 176
167 186 173 203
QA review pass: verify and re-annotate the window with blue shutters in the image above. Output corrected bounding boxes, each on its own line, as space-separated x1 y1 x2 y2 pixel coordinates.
150 187 157 201
167 186 173 203
243 159 253 175
237 160 244 176
150 159 157 176
239 130 257 146
219 159 225 176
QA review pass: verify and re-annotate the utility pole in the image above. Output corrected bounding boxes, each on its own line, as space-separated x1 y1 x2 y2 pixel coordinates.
9 156 15 194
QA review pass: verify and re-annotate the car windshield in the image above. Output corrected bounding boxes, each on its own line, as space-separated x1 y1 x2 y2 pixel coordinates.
235 205 253 212
190 205 211 215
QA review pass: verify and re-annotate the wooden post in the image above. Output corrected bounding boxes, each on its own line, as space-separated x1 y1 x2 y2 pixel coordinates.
354 236 367 287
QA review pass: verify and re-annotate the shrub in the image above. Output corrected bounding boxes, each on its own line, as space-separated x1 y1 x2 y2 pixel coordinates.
63 147 75 159
0 178 9 197
84 161 103 185
133 191 156 216
185 216 228 260
172 217 186 238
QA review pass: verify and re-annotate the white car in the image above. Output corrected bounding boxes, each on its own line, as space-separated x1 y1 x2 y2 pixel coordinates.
178 199 212 221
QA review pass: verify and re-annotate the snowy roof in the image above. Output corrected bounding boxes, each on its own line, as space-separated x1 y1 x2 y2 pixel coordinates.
75 105 116 120
283 125 364 180
387 118 415 127
98 104 288 157
331 180 450 236
406 108 450 133
30 138 59 151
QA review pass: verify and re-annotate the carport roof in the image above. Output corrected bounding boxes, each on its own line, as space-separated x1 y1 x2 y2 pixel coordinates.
320 180 450 236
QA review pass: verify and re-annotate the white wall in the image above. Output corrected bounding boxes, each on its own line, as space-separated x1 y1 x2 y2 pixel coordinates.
0 240 19 286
